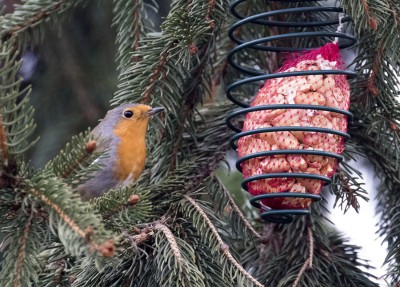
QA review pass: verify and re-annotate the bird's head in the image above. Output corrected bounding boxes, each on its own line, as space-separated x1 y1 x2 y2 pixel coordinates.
94 104 164 139
113 104 164 137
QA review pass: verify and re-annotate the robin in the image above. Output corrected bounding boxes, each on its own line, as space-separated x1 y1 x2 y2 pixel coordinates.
78 103 164 200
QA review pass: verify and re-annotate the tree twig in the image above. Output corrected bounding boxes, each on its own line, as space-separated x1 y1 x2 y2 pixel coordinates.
131 0 141 61
13 215 32 287
59 140 97 179
141 46 171 103
215 176 261 239
0 116 8 165
183 195 264 287
154 223 183 270
292 226 314 287
29 187 114 256
30 188 87 238
1 0 73 41
360 0 378 30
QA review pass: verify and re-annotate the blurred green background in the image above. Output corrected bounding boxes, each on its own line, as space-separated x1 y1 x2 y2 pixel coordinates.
2 0 170 167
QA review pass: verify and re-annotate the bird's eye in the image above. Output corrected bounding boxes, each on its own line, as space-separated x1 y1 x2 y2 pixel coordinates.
123 110 134 118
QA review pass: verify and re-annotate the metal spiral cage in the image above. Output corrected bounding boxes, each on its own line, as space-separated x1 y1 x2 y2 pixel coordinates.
226 0 357 223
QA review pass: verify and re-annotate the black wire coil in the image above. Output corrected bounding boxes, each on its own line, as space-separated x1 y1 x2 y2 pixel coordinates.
226 0 357 223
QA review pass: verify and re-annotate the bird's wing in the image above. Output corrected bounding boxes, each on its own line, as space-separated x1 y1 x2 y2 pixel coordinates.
77 124 119 200
91 124 113 153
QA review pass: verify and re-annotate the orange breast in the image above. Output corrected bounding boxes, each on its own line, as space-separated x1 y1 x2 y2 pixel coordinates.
113 120 148 182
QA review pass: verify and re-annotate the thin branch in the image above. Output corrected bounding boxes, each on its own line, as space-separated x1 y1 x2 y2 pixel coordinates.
308 226 314 267
132 0 141 61
54 261 65 286
28 187 114 256
292 226 314 287
366 39 385 97
205 0 216 27
220 243 265 286
183 195 264 287
12 215 32 287
29 188 87 238
183 195 224 245
169 105 191 170
215 176 261 239
387 0 400 32
131 231 153 245
1 0 73 41
154 223 183 270
292 258 311 287
141 45 171 103
59 140 97 179
359 0 378 30
0 116 8 165
101 192 141 221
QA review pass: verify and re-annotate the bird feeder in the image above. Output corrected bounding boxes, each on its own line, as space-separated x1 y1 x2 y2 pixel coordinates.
226 0 357 223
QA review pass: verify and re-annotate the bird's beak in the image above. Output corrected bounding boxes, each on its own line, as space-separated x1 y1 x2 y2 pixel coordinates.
147 107 165 116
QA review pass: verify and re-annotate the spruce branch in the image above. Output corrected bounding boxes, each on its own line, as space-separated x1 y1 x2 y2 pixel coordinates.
350 117 400 281
0 0 84 45
387 0 400 31
154 222 183 269
330 162 369 213
292 226 314 287
359 0 378 30
152 220 206 286
316 1 400 280
141 44 171 104
113 0 158 70
344 4 400 112
25 172 114 257
0 41 36 161
94 186 153 231
214 176 261 239
59 140 96 178
240 203 378 286
132 0 141 53
0 40 35 204
182 195 225 248
381 201 400 281
0 117 8 165
180 195 264 287
44 130 101 188
0 203 42 287
365 38 384 97
13 215 32 287
70 236 151 287
29 189 86 239
173 222 235 287
341 0 390 34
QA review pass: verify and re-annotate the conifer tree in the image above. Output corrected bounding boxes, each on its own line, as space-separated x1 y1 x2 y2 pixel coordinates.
0 0 398 286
